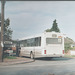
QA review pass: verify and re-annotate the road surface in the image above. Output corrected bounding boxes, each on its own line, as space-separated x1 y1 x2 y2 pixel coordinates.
0 57 75 75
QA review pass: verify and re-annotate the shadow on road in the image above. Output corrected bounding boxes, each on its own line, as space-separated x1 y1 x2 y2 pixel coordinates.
21 56 73 61
35 57 73 61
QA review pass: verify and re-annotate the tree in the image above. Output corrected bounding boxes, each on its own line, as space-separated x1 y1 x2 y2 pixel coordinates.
0 14 12 41
46 19 60 32
4 18 13 41
64 37 75 53
0 13 13 41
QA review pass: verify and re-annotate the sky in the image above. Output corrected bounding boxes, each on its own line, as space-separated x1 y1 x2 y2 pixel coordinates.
0 1 75 41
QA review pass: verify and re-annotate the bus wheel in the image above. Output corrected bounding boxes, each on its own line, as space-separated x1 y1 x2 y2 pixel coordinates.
30 52 34 59
30 52 35 61
19 52 21 57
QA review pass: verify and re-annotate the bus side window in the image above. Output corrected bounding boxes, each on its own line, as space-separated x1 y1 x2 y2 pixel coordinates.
35 37 41 46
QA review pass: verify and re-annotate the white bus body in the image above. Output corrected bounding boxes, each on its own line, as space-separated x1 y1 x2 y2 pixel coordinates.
19 32 64 58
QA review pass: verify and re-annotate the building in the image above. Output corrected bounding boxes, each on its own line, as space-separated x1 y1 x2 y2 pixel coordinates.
71 44 75 48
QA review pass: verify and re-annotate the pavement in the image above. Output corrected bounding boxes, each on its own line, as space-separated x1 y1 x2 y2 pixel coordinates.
0 57 34 66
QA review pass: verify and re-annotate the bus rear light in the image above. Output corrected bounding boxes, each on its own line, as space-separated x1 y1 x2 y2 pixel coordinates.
63 50 64 54
44 50 46 54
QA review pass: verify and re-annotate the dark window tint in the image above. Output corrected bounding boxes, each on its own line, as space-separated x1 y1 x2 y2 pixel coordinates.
46 38 62 44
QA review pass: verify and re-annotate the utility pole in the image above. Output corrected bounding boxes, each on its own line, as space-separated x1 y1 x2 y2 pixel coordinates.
0 0 6 62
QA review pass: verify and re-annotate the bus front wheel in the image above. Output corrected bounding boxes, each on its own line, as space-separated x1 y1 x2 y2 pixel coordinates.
30 52 35 61
30 52 34 59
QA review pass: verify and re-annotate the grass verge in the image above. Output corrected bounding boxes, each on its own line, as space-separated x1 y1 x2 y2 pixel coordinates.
4 56 17 59
65 55 75 58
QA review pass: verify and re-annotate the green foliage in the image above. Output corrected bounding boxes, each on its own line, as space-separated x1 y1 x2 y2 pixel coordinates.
45 29 51 32
50 19 60 32
46 19 60 32
4 18 13 41
64 37 75 53
0 13 13 41
65 55 75 57
64 43 72 53
4 56 17 59
65 37 74 44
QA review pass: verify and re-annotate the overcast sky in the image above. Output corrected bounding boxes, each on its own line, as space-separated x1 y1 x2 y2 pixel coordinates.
0 1 75 41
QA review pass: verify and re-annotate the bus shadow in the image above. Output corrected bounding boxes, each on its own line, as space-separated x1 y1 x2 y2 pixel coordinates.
21 56 73 61
34 57 73 61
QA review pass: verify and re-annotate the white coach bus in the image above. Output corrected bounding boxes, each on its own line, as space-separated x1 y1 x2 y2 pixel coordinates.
19 32 64 59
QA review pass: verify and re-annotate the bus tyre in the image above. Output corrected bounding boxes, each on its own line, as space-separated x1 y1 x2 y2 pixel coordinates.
19 52 21 57
30 52 35 61
30 53 34 59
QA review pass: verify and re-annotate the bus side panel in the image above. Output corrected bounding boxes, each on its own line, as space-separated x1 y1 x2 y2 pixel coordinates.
20 47 34 57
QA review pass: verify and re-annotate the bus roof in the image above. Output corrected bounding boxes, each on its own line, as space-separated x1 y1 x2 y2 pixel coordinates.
19 32 64 40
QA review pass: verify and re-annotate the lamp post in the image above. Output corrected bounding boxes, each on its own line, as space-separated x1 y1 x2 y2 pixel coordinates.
0 0 6 62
